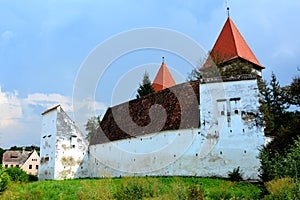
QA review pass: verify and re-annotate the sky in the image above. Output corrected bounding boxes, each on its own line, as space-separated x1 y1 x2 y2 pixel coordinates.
0 0 299 149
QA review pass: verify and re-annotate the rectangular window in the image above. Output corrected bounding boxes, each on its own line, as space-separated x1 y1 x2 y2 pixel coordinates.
29 165 32 169
36 165 39 169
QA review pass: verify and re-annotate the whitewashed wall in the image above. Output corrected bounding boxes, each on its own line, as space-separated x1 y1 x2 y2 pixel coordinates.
39 108 57 180
39 106 89 180
40 79 265 180
88 79 265 180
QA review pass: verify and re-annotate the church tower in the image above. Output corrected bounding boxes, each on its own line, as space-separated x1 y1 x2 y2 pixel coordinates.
204 17 265 76
152 58 176 92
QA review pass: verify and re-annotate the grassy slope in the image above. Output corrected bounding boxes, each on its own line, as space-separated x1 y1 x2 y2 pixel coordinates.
1 177 263 200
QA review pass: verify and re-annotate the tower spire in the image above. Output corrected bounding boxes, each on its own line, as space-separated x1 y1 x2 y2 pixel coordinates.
225 0 230 18
227 6 230 18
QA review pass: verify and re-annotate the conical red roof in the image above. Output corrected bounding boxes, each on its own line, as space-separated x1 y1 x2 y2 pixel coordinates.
152 61 176 92
206 17 264 69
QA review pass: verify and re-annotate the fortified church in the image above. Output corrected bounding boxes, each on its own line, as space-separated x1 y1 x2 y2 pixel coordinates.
38 16 266 180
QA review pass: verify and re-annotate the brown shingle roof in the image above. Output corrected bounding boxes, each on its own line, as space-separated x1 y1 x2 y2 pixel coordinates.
90 81 199 145
2 150 30 164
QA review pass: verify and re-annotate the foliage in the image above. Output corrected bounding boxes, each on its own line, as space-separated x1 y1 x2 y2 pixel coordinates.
259 136 300 181
286 76 300 106
136 71 155 98
114 177 158 200
228 166 244 182
187 57 257 81
263 177 300 200
0 165 10 194
0 148 4 164
187 178 205 200
258 73 292 136
85 115 101 142
4 167 29 182
9 146 40 152
0 177 263 199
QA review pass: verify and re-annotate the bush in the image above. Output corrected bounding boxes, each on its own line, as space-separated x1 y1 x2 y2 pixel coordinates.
114 177 155 200
263 177 300 200
259 136 300 181
28 174 38 182
228 167 244 182
0 166 10 193
5 167 29 182
187 185 204 200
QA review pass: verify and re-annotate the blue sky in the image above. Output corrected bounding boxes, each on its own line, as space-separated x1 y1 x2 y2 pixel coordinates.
0 0 299 148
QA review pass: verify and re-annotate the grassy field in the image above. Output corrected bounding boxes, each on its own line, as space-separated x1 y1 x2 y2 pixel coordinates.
1 176 264 200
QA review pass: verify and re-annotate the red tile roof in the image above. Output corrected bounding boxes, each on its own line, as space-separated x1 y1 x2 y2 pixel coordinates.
205 17 264 70
152 61 176 92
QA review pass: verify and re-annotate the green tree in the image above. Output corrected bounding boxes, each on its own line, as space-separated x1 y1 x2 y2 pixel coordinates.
259 111 300 181
136 71 155 98
5 167 29 182
85 115 101 142
269 73 289 135
258 73 290 136
0 147 4 164
0 165 9 193
188 58 256 81
257 78 274 135
287 76 300 106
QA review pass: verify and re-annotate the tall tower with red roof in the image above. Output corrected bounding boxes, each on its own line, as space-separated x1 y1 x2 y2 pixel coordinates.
204 17 264 76
152 58 176 92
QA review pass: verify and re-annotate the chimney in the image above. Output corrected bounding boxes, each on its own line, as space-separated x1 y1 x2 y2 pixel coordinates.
22 147 25 154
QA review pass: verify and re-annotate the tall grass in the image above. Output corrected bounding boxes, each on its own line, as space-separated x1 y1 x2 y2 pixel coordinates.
0 176 263 199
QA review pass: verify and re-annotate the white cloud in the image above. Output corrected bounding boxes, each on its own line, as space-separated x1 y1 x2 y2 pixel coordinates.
0 86 22 128
26 93 72 112
0 87 106 148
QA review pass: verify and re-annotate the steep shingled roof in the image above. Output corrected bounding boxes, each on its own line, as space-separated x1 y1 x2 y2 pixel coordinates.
2 150 30 164
90 81 199 145
205 17 264 70
152 61 176 92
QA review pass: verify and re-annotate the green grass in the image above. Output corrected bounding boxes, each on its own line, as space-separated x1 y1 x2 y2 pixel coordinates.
0 176 263 200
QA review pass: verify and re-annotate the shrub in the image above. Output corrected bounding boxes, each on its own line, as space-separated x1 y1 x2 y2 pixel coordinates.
28 174 38 182
259 136 300 181
5 167 29 182
263 177 300 200
0 166 10 193
228 167 243 182
114 177 155 200
187 185 204 200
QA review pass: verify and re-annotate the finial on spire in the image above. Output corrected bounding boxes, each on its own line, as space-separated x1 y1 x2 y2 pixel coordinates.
227 7 230 18
225 0 230 18
162 56 165 63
